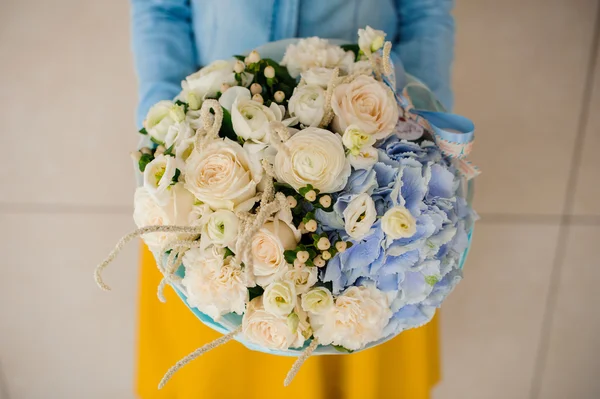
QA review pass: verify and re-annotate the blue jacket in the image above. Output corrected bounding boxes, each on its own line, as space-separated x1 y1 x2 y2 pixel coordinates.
131 0 455 126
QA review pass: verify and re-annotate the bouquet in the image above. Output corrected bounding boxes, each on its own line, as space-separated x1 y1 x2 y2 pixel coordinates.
95 26 479 387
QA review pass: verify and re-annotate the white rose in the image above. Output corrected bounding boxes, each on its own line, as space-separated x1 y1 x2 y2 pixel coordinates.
331 75 399 140
343 193 377 240
144 100 186 144
300 67 334 88
182 246 248 320
281 37 354 78
381 206 417 239
358 26 386 54
200 209 239 249
274 127 351 193
348 146 378 170
284 263 318 294
249 219 300 286
263 281 297 317
342 125 376 155
184 138 262 211
309 285 392 351
242 297 302 350
288 84 326 127
220 86 284 146
301 287 334 314
133 184 196 252
181 60 237 101
142 154 177 205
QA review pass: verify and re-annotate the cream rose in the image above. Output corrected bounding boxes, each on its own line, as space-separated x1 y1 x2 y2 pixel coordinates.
358 26 386 55
142 154 177 205
381 206 417 239
249 219 300 287
348 146 378 170
284 263 318 294
343 193 377 240
144 100 186 144
182 246 248 320
309 285 392 351
200 209 239 249
288 84 326 127
301 287 334 314
300 67 335 88
242 297 304 350
263 281 297 317
331 75 399 140
281 37 354 78
133 184 196 252
184 139 261 211
274 127 351 193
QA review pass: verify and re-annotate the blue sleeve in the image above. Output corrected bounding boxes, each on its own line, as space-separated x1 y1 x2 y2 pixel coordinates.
393 0 455 111
130 0 198 127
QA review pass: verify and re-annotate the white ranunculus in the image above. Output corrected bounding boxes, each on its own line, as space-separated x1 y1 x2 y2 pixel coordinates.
309 285 392 351
184 138 262 211
200 209 239 249
358 26 386 55
331 75 399 140
342 125 376 155
281 37 354 78
300 67 335 88
343 193 377 240
348 146 378 170
249 219 300 287
274 127 351 193
288 84 326 127
145 100 186 144
133 184 196 252
182 60 237 101
381 206 417 239
142 154 177 205
301 287 334 314
242 297 303 350
182 246 248 321
263 281 297 317
284 263 318 294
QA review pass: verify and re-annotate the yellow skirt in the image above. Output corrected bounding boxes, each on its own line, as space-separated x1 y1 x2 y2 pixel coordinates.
136 245 441 399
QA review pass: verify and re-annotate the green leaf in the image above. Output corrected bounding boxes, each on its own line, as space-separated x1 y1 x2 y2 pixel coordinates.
233 55 245 61
138 153 154 172
138 127 148 135
284 249 297 264
223 247 235 259
263 58 296 86
219 107 238 141
340 44 361 61
171 168 181 184
164 144 176 156
332 345 354 353
150 136 164 146
302 211 316 224
248 286 264 301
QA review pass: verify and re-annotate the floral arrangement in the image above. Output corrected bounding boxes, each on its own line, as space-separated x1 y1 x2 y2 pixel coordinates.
95 26 478 387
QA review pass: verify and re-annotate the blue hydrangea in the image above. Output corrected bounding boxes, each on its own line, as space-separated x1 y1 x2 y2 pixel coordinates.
316 138 475 338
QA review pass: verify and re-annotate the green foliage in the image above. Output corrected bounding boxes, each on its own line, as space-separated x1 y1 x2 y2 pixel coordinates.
219 107 238 141
150 136 164 146
284 249 297 264
164 144 175 156
302 211 316 225
171 168 181 184
223 247 235 259
340 43 361 61
248 285 264 301
138 153 154 172
332 345 354 353
138 127 148 135
174 100 189 114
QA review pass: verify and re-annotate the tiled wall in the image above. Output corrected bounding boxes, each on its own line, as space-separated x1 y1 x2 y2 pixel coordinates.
0 1 599 398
